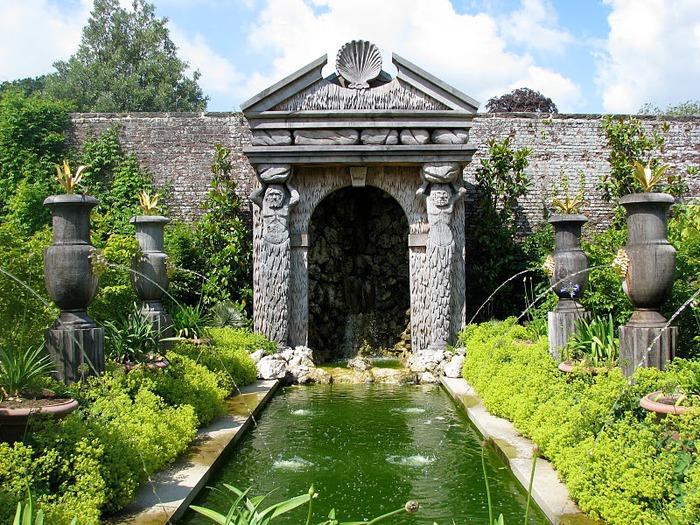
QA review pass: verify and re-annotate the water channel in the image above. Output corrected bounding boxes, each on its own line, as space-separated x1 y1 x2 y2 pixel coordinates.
181 383 547 525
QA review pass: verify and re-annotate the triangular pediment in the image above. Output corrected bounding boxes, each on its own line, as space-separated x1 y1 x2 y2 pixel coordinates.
241 52 479 114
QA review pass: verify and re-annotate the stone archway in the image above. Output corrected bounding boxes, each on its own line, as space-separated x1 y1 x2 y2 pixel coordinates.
308 185 410 361
242 40 479 357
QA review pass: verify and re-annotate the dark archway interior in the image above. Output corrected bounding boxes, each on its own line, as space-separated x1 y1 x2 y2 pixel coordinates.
308 186 410 362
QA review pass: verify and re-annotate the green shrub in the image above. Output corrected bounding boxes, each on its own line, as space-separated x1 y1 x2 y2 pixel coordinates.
172 327 263 394
460 319 700 525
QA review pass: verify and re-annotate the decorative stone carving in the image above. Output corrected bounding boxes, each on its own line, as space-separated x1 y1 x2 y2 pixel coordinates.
252 130 293 146
251 176 299 348
293 129 359 145
431 129 469 144
421 162 461 184
335 40 383 89
256 164 292 183
349 166 367 187
417 172 466 353
399 129 430 145
360 129 399 145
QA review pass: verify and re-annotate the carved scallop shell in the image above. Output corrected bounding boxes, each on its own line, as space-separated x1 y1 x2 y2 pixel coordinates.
336 40 382 89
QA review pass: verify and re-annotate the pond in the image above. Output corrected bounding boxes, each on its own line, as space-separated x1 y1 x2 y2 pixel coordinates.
180 383 547 525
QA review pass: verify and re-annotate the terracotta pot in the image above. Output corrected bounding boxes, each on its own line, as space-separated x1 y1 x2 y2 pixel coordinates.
620 193 676 326
557 360 604 375
640 391 695 416
0 398 78 443
548 214 588 312
43 195 100 329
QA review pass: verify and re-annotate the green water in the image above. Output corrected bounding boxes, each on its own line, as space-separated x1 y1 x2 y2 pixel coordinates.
181 384 548 525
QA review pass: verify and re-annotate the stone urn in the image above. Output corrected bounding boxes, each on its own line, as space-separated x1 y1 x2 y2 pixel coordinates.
619 193 676 325
130 215 173 340
44 194 104 381
549 214 589 311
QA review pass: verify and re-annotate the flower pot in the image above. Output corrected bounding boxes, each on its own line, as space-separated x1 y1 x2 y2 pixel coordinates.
548 214 588 312
44 195 100 329
619 193 676 326
130 216 173 340
0 398 78 443
640 391 694 417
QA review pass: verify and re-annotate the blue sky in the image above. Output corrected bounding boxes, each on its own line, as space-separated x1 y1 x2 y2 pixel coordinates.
2 0 699 114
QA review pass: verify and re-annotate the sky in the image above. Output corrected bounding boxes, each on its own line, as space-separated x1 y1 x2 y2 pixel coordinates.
1 0 699 114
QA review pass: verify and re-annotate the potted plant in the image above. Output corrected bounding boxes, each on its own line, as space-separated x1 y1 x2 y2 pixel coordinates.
130 191 173 343
44 160 104 382
558 314 619 374
0 344 78 443
546 174 589 359
618 161 677 324
617 160 678 376
640 359 700 417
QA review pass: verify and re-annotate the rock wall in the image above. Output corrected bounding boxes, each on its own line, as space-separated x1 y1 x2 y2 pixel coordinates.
69 112 700 235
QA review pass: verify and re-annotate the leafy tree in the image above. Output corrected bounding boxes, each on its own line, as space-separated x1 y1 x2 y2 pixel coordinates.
467 137 532 321
639 100 700 116
486 87 558 114
44 0 207 112
0 76 49 99
0 89 73 233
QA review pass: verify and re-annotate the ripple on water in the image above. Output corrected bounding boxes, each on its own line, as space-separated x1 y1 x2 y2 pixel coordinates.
273 457 315 470
385 455 435 467
291 409 312 416
391 407 426 414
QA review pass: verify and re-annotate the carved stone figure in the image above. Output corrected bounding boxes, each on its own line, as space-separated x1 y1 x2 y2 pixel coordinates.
252 181 299 347
417 181 466 352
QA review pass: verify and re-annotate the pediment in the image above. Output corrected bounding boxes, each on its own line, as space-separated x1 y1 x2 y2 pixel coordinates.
240 41 479 166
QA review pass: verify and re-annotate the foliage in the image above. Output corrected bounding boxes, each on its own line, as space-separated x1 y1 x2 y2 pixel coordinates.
0 225 56 351
172 327 261 394
551 170 585 214
43 0 207 112
210 300 248 329
639 100 700 117
173 303 210 339
53 161 87 195
486 87 558 114
128 353 227 426
194 144 253 308
563 314 619 367
0 344 54 400
103 305 161 364
632 160 678 193
597 117 685 216
190 484 419 525
0 90 72 233
467 137 532 321
137 190 159 215
460 320 700 525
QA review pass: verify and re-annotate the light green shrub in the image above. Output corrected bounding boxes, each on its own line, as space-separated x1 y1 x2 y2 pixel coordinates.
460 319 700 525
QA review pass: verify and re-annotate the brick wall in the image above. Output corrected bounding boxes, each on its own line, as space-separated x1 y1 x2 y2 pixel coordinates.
69 112 700 234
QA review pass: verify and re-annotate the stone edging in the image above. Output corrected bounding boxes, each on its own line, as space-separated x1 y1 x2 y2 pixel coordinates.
440 377 602 525
107 379 279 525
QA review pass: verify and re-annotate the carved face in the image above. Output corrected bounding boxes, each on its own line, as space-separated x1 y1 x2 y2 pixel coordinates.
431 188 450 207
265 187 285 209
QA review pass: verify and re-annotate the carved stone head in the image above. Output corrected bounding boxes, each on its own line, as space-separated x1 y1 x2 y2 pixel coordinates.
265 185 286 209
430 187 450 208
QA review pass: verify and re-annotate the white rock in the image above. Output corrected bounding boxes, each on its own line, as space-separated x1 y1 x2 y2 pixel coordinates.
257 355 287 380
250 349 266 363
443 355 465 378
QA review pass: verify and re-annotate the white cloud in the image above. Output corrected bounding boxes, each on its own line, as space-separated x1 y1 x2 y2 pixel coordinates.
597 0 700 113
0 0 90 82
169 25 245 104
502 0 573 53
240 0 581 111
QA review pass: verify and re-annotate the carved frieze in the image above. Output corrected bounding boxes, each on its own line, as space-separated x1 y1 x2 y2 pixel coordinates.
251 130 293 146
293 129 360 145
431 129 469 144
360 129 399 145
399 129 430 145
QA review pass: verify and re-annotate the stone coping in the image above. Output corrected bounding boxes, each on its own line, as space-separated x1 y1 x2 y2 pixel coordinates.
107 380 279 525
441 377 602 525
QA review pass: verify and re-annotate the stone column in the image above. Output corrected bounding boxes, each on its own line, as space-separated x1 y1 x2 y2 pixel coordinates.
416 162 466 353
251 164 298 349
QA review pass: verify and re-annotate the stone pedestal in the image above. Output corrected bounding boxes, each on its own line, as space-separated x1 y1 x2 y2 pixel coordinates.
46 326 104 383
548 300 588 360
619 322 676 377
